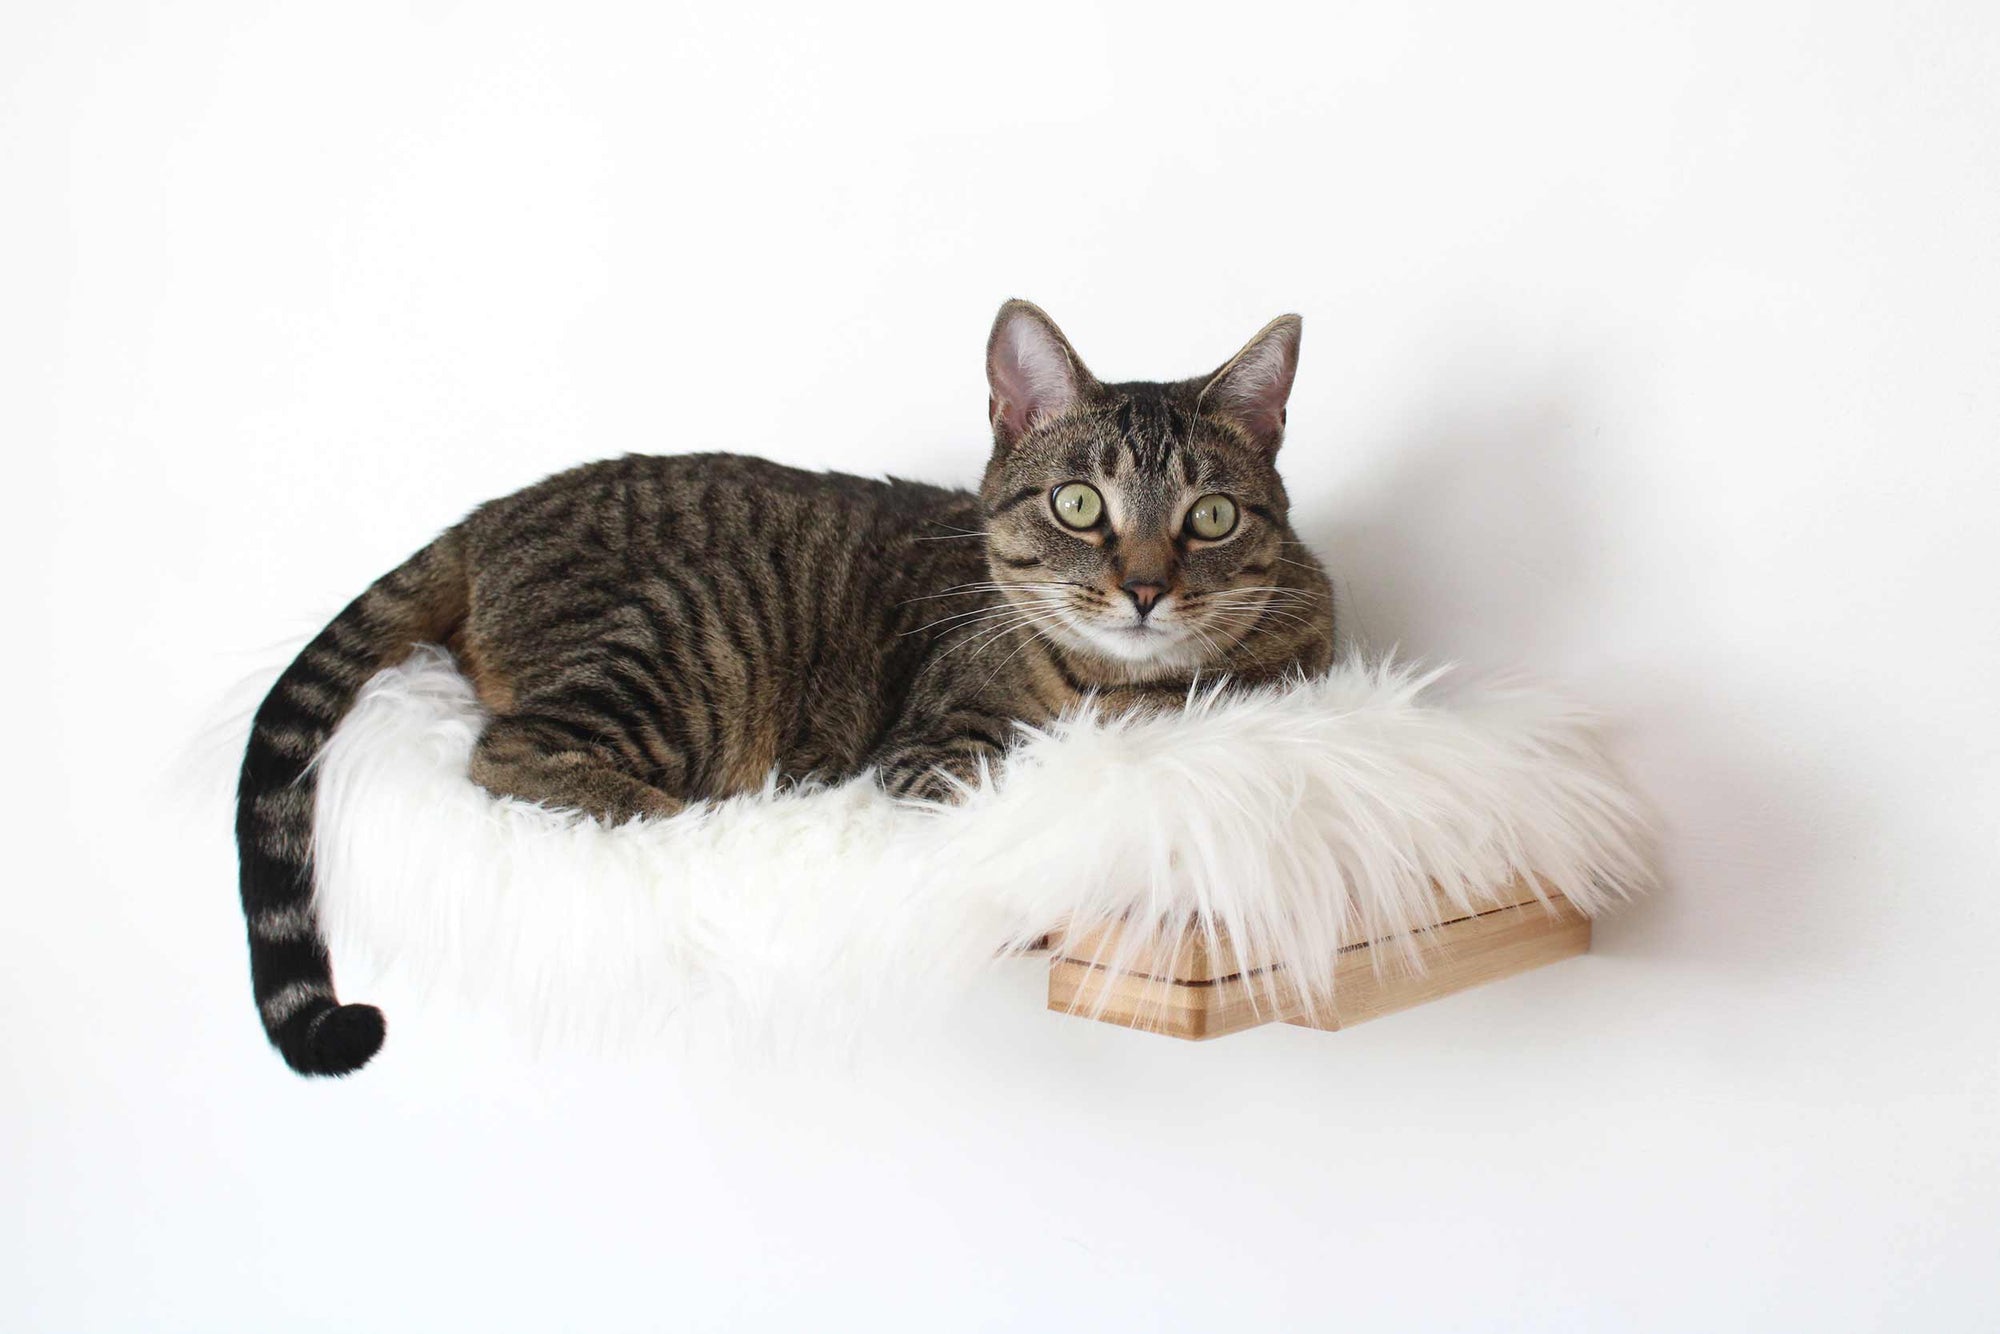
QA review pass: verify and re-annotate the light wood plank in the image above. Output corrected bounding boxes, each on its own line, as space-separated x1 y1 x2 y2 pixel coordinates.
1288 897 1590 1032
1047 874 1550 982
1046 895 1590 1041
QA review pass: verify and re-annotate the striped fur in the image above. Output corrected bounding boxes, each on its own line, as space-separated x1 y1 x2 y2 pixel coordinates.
236 536 466 1074
233 301 1336 1076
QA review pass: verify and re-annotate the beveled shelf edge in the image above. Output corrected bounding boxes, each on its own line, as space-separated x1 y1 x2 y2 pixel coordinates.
1046 893 1590 1041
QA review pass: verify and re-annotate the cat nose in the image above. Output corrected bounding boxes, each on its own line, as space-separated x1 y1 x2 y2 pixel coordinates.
1121 579 1169 617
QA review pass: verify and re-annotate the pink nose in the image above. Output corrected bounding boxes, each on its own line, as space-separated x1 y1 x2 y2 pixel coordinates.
1121 580 1168 616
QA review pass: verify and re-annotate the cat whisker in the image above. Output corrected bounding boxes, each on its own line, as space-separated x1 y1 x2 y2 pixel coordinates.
928 603 1070 655
948 603 1074 655
1209 585 1326 603
1178 617 1228 664
1196 593 1316 620
903 598 1070 637
974 612 1072 692
1199 604 1318 635
897 579 1075 605
910 585 1052 603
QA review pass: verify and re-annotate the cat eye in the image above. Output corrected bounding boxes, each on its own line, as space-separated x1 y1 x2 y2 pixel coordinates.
1050 482 1105 530
1185 493 1239 541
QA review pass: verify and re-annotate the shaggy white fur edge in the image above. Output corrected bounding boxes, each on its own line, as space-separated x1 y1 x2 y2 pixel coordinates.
311 649 1657 1048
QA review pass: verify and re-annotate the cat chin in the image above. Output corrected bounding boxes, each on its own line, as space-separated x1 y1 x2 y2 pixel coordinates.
1061 619 1210 672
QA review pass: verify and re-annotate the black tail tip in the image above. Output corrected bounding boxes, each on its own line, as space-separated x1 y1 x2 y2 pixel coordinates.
281 1002 387 1077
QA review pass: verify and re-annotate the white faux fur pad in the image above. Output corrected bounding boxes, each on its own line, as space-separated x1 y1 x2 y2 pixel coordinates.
312 649 1656 1049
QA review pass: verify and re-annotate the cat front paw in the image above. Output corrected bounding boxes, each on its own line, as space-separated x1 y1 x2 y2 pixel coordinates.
880 755 983 806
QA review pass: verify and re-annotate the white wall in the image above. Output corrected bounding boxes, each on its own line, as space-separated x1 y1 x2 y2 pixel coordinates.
6 2 1997 1329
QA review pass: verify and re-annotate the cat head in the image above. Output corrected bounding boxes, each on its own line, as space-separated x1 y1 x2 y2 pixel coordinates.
980 299 1308 674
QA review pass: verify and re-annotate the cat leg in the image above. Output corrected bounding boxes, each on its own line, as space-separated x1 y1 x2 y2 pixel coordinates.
875 745 993 804
470 713 685 824
871 713 1012 805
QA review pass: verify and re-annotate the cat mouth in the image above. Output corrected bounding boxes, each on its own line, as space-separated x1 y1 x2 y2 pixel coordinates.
1067 613 1193 664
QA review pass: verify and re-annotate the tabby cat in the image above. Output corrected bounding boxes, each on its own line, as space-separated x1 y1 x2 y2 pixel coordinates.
236 301 1336 1076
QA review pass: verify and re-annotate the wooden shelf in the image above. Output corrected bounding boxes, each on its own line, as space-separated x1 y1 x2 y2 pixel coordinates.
1045 879 1590 1040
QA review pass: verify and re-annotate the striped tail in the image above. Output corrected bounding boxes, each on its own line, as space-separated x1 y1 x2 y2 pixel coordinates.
235 533 468 1076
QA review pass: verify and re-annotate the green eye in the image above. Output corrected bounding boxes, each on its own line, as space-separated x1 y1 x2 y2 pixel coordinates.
1050 482 1104 530
1185 493 1239 540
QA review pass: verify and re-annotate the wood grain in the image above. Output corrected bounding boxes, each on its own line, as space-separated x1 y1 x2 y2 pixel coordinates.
1046 893 1590 1041
1046 874 1550 983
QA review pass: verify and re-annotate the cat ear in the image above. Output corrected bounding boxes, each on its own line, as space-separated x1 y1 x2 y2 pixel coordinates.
986 300 1098 449
1197 315 1302 455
